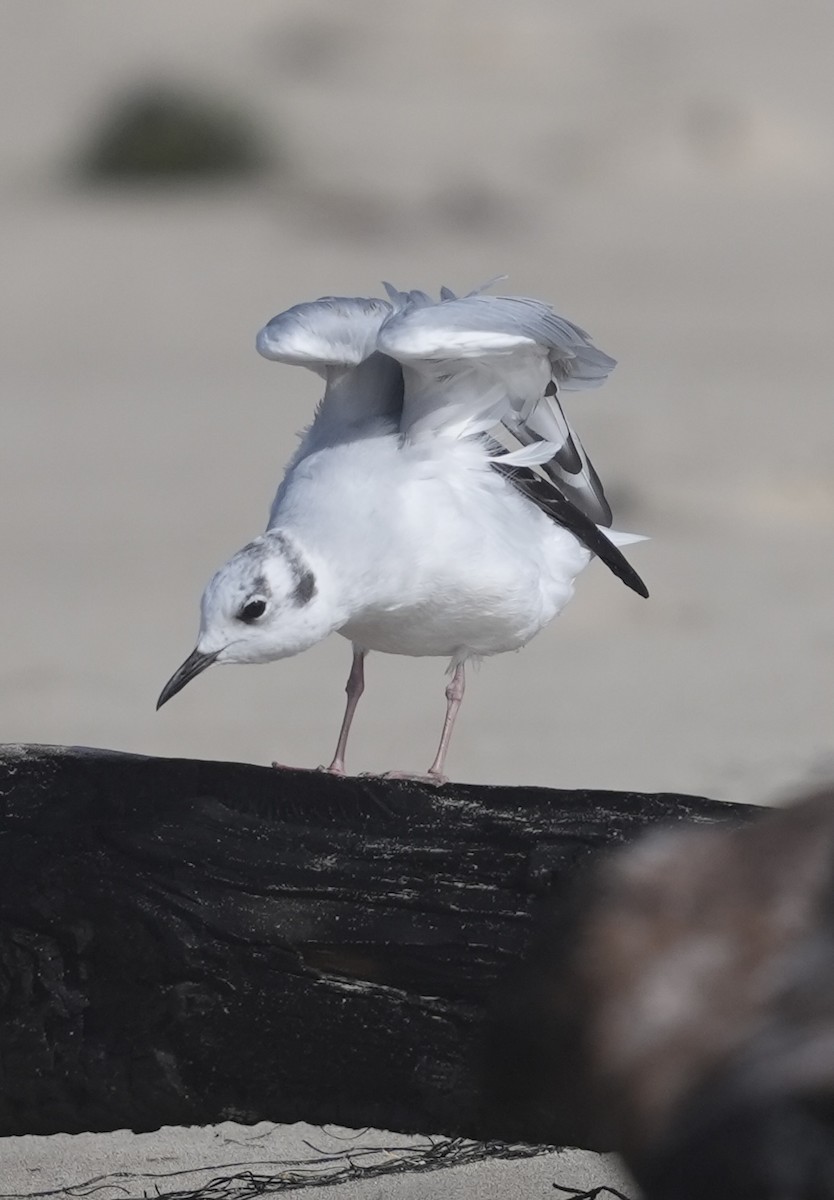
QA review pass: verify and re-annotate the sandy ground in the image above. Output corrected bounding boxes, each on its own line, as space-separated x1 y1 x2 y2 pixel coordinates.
1 0 833 1195
0 1124 632 1199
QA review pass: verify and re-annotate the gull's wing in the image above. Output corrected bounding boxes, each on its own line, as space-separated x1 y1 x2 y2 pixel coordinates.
256 296 403 450
376 292 617 526
377 294 647 597
491 457 648 597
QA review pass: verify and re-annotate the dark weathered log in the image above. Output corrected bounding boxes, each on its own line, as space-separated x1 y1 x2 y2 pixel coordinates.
0 743 757 1143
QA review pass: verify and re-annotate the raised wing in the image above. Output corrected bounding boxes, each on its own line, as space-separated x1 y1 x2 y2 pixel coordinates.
257 295 392 371
376 292 617 526
377 293 647 597
256 295 403 450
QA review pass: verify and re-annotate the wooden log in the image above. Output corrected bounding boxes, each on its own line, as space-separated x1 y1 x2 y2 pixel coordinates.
0 743 757 1143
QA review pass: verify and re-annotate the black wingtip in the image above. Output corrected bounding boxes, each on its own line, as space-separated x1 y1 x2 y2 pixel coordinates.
492 459 649 598
624 568 650 599
595 534 649 598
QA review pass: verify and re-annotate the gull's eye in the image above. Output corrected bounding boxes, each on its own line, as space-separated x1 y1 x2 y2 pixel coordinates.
238 597 267 623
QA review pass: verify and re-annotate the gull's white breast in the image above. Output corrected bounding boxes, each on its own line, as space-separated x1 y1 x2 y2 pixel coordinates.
274 429 592 660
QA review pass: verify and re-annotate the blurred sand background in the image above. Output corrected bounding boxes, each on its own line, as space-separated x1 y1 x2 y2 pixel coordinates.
1 1 833 1195
3 0 834 804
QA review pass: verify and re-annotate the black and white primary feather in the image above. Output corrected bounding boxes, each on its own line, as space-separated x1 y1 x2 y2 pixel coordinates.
158 280 647 781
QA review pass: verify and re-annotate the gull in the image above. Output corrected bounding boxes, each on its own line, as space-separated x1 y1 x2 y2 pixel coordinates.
157 281 647 782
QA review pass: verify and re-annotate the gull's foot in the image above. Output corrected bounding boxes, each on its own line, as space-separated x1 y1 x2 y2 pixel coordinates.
271 761 322 772
380 770 449 787
319 761 347 776
271 760 351 777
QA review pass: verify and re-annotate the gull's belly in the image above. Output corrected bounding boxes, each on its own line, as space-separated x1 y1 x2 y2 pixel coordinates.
340 602 537 657
339 553 581 658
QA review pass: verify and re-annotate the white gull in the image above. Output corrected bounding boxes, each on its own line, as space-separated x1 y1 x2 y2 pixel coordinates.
157 281 647 782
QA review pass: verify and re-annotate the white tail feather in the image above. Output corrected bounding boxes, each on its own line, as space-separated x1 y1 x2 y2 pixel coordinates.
490 441 562 467
602 528 649 546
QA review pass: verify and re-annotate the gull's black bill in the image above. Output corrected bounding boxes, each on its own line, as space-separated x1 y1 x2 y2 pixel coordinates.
157 647 221 710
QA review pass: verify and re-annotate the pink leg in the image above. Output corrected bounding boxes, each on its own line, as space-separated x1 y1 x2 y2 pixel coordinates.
427 663 466 783
326 647 366 775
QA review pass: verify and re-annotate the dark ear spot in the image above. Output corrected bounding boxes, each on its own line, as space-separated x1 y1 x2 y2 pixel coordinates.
293 569 317 605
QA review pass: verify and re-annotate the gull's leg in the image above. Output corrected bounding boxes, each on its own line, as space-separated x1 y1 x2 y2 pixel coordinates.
326 646 366 775
427 662 466 783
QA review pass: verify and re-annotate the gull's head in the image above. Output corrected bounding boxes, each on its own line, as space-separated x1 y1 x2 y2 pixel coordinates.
157 531 330 709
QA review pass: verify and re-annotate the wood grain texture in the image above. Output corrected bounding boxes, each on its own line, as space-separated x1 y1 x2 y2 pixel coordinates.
0 743 755 1142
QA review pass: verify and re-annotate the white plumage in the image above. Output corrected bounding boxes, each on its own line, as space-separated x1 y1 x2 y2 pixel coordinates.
158 281 647 781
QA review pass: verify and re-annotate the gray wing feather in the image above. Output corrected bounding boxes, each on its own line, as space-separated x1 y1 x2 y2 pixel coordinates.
378 292 616 525
393 293 615 380
257 296 393 371
382 282 435 310
503 389 613 526
256 295 402 452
